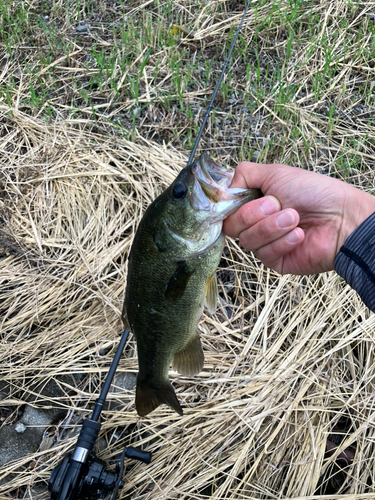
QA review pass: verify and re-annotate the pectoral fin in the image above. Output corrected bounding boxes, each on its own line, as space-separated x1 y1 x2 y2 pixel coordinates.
204 272 218 314
172 331 204 376
136 377 183 417
164 261 195 301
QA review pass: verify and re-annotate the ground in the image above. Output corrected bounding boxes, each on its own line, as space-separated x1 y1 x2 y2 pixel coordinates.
0 0 375 498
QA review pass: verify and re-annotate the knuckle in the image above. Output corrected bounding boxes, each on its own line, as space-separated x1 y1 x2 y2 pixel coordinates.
269 238 283 256
239 229 255 251
237 206 251 227
234 162 253 186
257 240 284 272
236 161 251 174
256 219 272 239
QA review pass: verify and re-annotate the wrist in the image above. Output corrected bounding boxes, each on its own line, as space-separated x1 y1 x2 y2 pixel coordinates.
338 189 375 251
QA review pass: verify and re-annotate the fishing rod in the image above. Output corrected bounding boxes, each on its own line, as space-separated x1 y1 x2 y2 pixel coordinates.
48 328 151 500
48 2 252 499
187 0 253 166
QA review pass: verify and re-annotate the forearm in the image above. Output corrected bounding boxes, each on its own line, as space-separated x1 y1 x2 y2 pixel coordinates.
334 212 375 313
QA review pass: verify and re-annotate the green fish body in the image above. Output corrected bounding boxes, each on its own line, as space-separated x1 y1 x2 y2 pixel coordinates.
123 154 262 416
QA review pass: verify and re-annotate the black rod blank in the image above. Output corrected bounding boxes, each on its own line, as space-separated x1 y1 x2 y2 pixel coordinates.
91 328 130 422
187 0 253 166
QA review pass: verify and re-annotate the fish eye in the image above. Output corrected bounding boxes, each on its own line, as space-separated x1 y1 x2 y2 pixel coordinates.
172 182 187 200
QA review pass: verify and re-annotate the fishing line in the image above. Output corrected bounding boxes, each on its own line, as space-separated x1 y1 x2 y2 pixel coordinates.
187 0 253 166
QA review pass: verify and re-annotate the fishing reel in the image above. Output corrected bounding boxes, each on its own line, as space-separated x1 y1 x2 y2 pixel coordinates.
49 451 119 500
48 329 152 500
48 433 151 500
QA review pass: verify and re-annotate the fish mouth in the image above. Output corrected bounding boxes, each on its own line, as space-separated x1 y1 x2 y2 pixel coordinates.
191 153 262 219
192 153 233 203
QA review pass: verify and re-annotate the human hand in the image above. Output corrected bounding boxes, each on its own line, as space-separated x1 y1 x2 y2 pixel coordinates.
223 162 375 275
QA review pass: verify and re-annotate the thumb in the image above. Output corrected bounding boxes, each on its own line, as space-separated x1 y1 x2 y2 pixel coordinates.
229 161 275 192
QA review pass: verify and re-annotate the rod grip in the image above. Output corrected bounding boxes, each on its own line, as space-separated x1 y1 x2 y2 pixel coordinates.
76 420 101 452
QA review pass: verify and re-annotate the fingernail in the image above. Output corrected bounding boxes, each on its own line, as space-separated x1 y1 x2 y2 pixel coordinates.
286 229 300 243
260 198 279 216
276 210 295 228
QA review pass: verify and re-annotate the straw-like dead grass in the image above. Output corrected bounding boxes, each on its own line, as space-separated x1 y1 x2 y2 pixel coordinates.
1 0 375 498
1 107 374 499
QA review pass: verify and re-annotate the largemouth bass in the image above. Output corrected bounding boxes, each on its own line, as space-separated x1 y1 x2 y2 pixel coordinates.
123 153 262 416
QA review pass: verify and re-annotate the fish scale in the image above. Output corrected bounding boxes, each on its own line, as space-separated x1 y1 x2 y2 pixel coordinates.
123 154 262 416
124 0 258 417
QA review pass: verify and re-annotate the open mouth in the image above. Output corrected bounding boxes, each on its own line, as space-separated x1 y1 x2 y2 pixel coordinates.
192 153 233 203
192 153 258 211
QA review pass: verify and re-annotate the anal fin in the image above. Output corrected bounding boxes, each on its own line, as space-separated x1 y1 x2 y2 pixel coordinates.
136 377 183 417
172 331 204 376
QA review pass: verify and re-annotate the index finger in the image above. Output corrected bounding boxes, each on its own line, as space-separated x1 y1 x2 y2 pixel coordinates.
223 196 281 239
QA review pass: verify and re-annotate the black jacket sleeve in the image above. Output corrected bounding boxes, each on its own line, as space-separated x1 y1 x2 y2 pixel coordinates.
334 212 375 313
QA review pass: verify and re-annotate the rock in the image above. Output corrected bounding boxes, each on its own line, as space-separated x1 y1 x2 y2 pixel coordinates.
103 372 136 412
113 372 137 391
0 404 59 467
20 405 53 428
251 150 261 161
76 24 88 32
24 376 74 423
0 377 72 469
14 422 26 433
0 422 44 467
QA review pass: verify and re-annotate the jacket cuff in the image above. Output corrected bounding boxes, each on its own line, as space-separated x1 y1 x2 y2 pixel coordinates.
334 212 375 312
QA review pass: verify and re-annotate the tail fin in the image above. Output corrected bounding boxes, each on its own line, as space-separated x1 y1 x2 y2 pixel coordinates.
136 377 183 417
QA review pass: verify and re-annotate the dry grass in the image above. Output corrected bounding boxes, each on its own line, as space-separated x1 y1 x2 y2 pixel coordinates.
1 0 375 498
